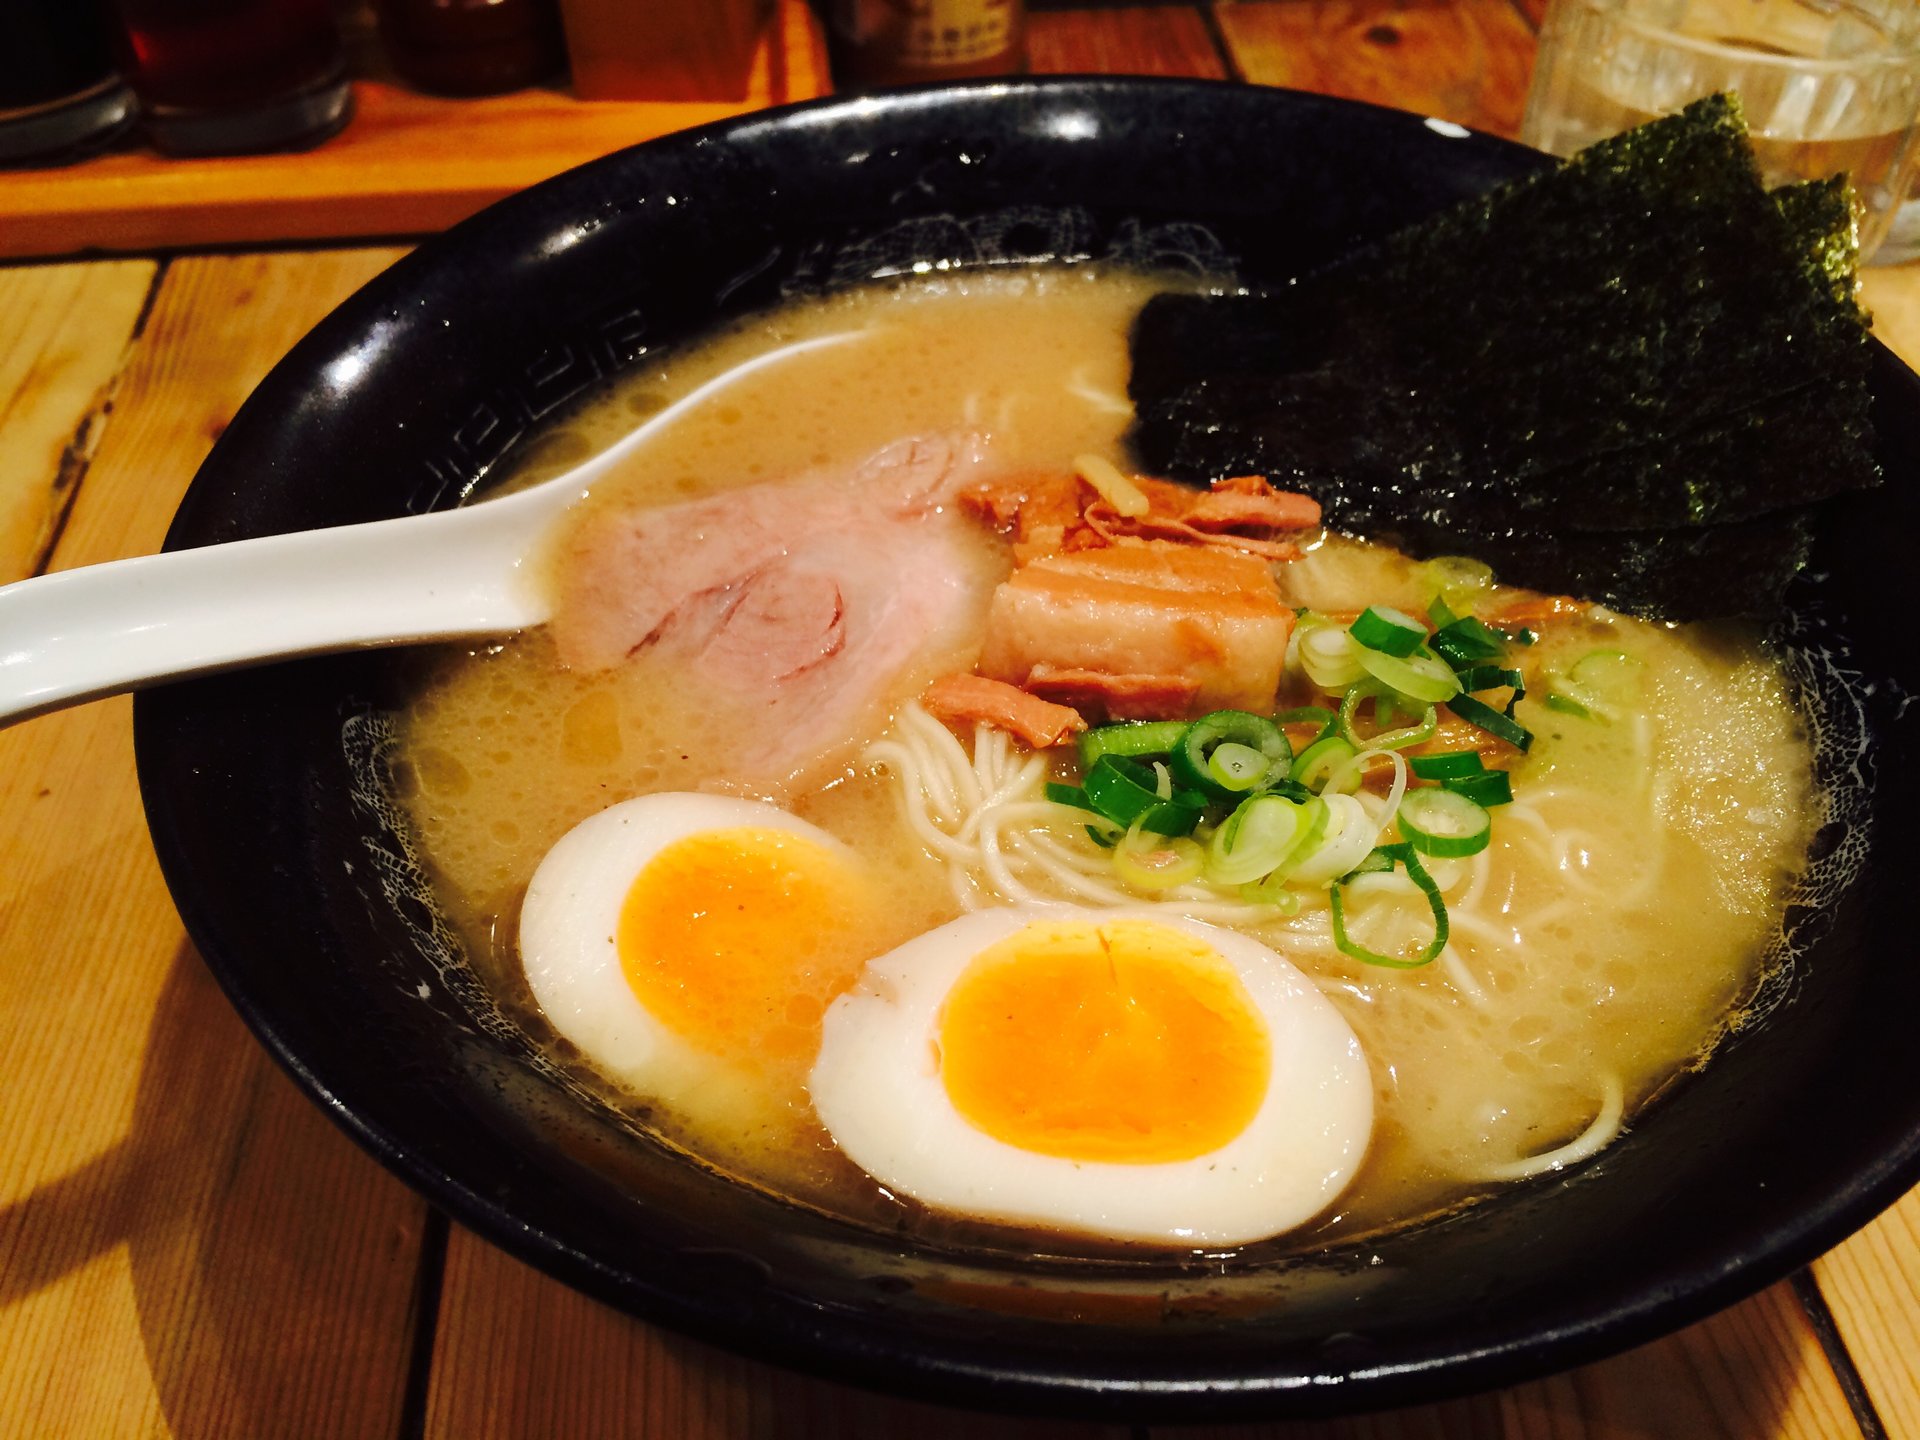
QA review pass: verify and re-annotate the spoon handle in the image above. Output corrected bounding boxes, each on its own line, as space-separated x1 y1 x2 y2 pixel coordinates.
0 494 556 727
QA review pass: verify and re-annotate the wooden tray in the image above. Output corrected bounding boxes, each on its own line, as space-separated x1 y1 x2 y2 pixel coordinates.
0 0 829 262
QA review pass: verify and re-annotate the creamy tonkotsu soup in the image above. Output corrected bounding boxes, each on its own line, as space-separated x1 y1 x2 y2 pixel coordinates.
393 269 1817 1251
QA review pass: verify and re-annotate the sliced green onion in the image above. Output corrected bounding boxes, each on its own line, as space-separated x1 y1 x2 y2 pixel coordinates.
1045 781 1099 811
1169 710 1291 801
1349 605 1427 658
1234 798 1333 901
1236 881 1303 914
1275 705 1340 745
1085 824 1118 849
1206 794 1308 886
1355 645 1461 704
1346 847 1398 877
1454 665 1526 694
1420 555 1495 612
1275 795 1329 875
1545 648 1644 722
1258 776 1314 804
1290 734 1356 790
1427 594 1459 630
1339 682 1438 750
1330 843 1448 968
1430 616 1507 670
1447 694 1533 751
1397 788 1492 857
1408 750 1485 781
1076 719 1188 770
1207 742 1271 792
1299 623 1365 691
1081 756 1204 832
1444 770 1514 808
1113 822 1205 891
1286 792 1379 885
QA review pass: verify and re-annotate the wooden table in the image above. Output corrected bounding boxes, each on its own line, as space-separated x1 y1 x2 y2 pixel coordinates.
4 5 1919 1436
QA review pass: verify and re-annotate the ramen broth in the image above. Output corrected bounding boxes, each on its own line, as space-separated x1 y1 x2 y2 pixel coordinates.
393 269 1815 1247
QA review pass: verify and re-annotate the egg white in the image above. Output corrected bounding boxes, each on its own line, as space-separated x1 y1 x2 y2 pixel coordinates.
808 905 1374 1247
519 791 853 1096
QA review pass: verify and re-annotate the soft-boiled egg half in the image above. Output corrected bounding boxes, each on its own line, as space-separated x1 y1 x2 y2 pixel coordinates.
810 907 1373 1246
519 792 880 1115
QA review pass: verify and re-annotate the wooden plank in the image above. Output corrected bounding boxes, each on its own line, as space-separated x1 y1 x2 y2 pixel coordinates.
0 260 156 586
424 1225 1129 1440
1812 1188 1920 1439
1213 0 1539 139
1154 1280 1863 1440
0 248 425 1437
1028 5 1229 78
0 0 827 263
1861 267 1920 371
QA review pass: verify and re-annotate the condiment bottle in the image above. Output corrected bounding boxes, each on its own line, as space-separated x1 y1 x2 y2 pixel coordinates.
375 0 565 97
826 0 1026 89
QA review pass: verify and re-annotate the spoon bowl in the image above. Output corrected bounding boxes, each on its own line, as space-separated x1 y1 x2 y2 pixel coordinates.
0 330 866 726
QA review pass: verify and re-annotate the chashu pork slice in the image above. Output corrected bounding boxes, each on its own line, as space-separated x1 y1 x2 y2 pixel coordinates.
548 435 997 786
976 541 1295 719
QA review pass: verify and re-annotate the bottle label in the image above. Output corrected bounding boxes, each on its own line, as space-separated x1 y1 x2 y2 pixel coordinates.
832 0 1017 67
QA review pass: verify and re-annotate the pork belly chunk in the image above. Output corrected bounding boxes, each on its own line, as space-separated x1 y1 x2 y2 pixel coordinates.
976 540 1295 719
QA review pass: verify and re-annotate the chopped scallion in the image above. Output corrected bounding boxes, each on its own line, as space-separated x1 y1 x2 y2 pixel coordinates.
1349 605 1427 657
1408 750 1485 781
1169 710 1291 801
1447 694 1533 751
1443 770 1514 807
1205 794 1308 886
1082 755 1205 833
1397 788 1492 857
1113 823 1205 890
1290 734 1356 789
1355 645 1461 704
1453 665 1526 694
1430 616 1507 669
1076 719 1188 770
1330 843 1449 968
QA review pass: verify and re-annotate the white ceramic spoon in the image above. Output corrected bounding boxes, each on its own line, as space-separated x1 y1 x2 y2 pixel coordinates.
0 330 870 727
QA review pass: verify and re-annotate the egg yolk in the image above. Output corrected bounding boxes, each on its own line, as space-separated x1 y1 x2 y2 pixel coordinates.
937 918 1271 1164
617 827 873 1068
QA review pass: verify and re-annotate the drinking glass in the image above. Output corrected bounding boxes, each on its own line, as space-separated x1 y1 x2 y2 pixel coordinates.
1522 0 1920 259
108 0 352 156
0 0 134 164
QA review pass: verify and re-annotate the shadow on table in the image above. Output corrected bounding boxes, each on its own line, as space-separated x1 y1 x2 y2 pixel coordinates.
0 942 425 1438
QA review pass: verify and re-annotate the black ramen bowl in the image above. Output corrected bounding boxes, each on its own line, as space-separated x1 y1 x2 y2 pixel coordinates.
134 79 1920 1421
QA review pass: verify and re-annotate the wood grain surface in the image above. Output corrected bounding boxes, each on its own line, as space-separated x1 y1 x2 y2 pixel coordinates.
1029 5 1229 78
1216 0 1540 138
2 6 1919 1438
1815 1187 1920 1439
0 249 424 1438
0 262 155 586
0 0 827 263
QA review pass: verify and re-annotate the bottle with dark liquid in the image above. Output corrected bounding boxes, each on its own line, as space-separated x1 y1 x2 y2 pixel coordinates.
107 0 353 156
375 0 565 98
827 0 1026 88
0 0 135 165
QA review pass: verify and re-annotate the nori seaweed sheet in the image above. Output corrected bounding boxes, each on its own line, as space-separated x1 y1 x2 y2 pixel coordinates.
1126 96 1878 620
